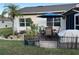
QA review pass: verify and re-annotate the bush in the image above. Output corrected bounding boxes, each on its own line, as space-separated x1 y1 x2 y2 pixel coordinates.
25 24 38 39
20 31 26 34
0 28 12 38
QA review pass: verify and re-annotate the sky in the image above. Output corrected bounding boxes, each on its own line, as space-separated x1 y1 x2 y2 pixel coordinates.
0 3 62 14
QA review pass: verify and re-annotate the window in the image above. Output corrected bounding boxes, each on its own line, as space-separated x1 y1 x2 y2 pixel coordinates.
19 18 32 27
19 18 24 22
19 18 25 27
26 22 30 26
25 18 32 26
76 16 79 25
53 17 61 26
76 16 79 30
47 17 61 26
47 18 53 26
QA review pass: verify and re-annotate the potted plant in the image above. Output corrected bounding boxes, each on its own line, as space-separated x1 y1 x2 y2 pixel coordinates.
24 24 38 45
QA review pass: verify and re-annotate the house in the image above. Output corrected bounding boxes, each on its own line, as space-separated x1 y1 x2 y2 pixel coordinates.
0 17 12 28
14 3 79 33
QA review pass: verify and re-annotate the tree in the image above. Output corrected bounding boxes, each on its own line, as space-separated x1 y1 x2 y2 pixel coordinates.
1 4 20 36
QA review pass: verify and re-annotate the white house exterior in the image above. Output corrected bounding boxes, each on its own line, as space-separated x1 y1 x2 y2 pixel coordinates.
14 3 79 33
14 14 66 33
14 15 47 33
0 18 12 28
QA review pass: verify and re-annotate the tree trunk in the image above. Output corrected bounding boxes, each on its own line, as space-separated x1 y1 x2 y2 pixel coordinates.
12 19 15 36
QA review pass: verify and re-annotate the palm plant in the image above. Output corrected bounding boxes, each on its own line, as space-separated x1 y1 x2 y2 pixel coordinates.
31 24 38 34
1 4 20 36
26 19 38 38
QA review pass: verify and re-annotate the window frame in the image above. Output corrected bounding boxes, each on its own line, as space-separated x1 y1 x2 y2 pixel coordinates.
53 17 61 26
76 16 79 26
47 17 61 26
25 18 31 26
47 18 53 26
75 16 79 30
19 18 32 27
19 18 25 27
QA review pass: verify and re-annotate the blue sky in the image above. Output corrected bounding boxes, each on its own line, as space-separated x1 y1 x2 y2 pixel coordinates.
0 3 62 14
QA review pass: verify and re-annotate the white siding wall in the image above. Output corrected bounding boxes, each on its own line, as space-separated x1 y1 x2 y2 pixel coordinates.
60 17 66 31
0 20 12 28
14 15 47 33
14 15 66 33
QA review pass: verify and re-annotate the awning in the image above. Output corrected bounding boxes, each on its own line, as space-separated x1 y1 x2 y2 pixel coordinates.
38 13 63 18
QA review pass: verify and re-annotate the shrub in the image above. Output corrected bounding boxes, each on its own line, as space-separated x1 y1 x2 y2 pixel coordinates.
26 24 38 37
19 30 26 34
0 28 12 38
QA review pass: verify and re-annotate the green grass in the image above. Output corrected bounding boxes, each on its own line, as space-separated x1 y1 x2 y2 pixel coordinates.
0 28 12 36
0 40 79 55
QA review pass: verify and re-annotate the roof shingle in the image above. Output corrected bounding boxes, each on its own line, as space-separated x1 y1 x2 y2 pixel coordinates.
18 3 79 14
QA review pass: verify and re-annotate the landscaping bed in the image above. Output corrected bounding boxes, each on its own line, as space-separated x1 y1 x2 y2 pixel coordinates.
0 28 12 38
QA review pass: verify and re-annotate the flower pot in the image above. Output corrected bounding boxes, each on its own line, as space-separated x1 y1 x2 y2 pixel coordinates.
24 35 35 45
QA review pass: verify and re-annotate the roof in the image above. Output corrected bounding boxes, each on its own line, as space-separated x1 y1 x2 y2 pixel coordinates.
17 3 79 15
63 7 79 15
38 13 63 18
0 17 11 21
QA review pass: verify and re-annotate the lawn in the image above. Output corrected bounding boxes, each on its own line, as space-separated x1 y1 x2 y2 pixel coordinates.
0 40 79 55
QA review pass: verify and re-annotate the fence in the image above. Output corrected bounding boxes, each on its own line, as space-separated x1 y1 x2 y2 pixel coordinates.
24 34 58 48
58 36 79 49
24 34 79 49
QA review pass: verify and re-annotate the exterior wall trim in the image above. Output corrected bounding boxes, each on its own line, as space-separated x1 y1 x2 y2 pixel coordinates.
74 13 79 29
